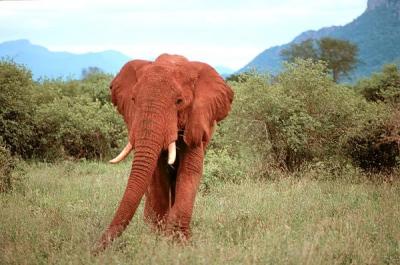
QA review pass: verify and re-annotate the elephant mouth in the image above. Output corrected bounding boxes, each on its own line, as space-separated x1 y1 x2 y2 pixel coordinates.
109 141 177 165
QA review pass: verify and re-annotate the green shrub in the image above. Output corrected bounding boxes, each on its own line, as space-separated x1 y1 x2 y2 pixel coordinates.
348 109 399 171
31 96 125 161
30 72 118 161
356 64 400 104
0 60 35 157
351 64 400 170
225 71 253 83
2 58 397 175
202 148 246 191
0 59 124 161
222 59 390 173
34 72 113 106
80 72 113 105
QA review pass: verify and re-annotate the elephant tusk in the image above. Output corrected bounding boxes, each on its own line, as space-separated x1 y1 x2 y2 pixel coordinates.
109 142 133 164
167 141 176 165
211 120 217 136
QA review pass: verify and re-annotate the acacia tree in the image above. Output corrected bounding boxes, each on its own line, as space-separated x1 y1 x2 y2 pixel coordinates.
281 37 359 82
280 39 319 63
318 38 358 82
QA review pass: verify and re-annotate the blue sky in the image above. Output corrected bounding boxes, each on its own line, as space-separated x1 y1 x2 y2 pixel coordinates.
0 0 367 70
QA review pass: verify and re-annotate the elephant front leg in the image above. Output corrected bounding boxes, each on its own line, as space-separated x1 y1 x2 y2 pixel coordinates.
165 144 204 240
144 159 173 229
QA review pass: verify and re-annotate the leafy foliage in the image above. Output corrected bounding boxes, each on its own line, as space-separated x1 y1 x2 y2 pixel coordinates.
0 60 35 156
0 59 125 161
350 64 400 170
319 38 359 82
225 71 253 83
31 96 125 161
280 39 319 62
356 64 400 104
1 58 399 186
221 59 391 172
280 37 358 82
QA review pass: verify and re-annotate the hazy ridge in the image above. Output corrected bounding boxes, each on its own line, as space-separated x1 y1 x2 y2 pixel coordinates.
240 0 400 81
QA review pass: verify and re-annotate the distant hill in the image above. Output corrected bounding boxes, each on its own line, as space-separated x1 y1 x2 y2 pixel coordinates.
0 39 131 79
214 65 235 77
0 39 235 79
240 0 400 81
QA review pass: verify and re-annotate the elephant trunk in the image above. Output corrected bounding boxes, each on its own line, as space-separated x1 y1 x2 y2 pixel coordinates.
96 105 165 251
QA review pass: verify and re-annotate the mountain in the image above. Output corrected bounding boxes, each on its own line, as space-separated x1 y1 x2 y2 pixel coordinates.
215 65 235 77
0 39 131 79
240 0 400 81
0 39 235 79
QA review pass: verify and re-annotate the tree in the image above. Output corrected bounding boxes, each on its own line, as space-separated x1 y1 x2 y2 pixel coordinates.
318 38 358 82
81 66 104 80
280 37 359 82
280 39 319 63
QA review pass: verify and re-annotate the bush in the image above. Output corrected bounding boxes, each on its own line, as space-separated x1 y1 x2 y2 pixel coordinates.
0 60 35 157
34 72 113 106
202 148 246 190
31 96 125 161
222 59 390 173
356 64 400 104
348 108 399 171
2 58 397 176
80 71 113 105
351 64 400 171
0 59 125 161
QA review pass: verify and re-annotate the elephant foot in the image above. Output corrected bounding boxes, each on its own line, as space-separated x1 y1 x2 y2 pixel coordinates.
92 223 126 255
165 215 192 241
91 236 110 256
166 228 191 242
144 216 168 235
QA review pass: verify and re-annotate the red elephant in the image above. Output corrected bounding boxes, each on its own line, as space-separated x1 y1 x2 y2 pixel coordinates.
96 54 233 251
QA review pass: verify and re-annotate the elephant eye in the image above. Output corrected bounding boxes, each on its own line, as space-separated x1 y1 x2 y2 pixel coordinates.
176 98 183 105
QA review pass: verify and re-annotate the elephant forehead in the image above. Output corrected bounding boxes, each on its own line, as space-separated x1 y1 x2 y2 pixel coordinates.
136 76 180 97
140 66 193 90
140 65 173 81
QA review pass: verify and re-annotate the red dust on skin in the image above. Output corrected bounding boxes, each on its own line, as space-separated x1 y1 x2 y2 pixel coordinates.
94 54 233 253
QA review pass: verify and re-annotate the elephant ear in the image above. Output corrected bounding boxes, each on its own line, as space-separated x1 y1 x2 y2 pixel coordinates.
183 62 234 147
110 59 150 133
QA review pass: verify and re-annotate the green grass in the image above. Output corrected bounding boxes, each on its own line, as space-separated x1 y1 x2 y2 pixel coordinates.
1 161 399 264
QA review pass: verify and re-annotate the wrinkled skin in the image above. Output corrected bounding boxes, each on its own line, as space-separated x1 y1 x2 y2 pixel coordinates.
95 54 233 252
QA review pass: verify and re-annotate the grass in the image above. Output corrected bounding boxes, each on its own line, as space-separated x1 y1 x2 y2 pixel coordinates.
0 161 399 264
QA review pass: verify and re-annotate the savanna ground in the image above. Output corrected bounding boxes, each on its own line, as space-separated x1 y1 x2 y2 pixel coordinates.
1 161 399 265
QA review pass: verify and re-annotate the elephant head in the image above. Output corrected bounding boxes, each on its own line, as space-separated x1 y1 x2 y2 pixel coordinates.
96 54 233 251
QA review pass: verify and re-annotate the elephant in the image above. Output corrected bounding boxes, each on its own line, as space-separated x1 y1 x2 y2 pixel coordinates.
95 54 234 251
